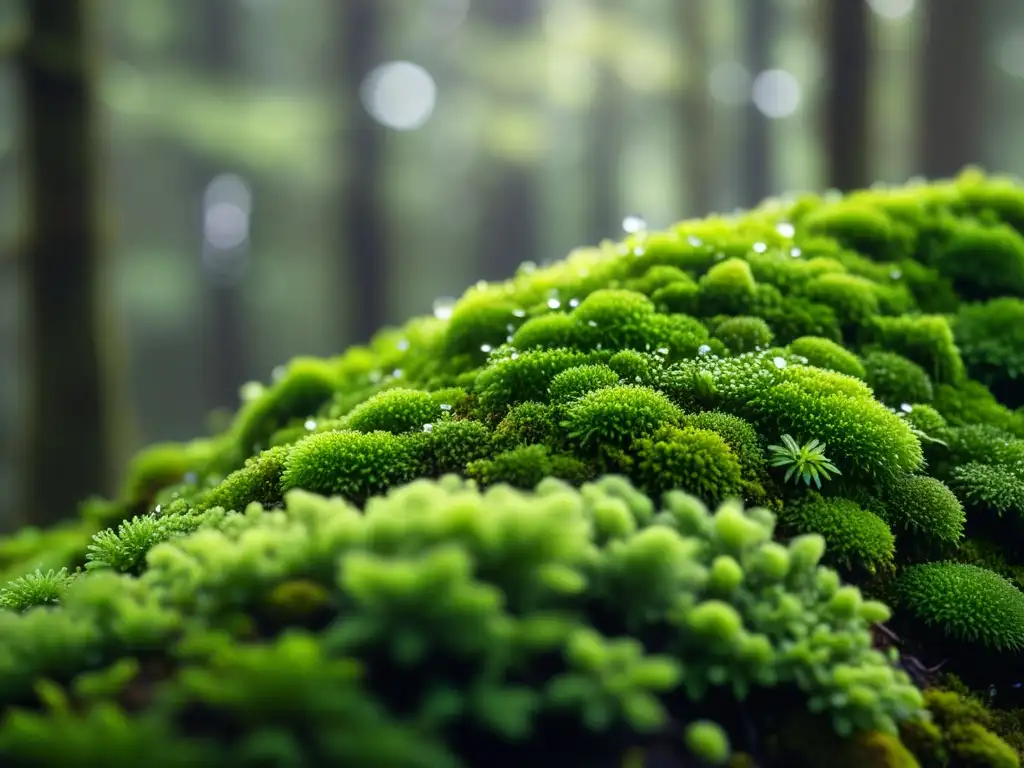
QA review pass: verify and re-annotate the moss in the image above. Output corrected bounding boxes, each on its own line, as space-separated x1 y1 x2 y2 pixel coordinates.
14 172 1024 762
863 351 935 406
633 425 744 502
897 562 1024 652
779 493 896 575
789 335 867 379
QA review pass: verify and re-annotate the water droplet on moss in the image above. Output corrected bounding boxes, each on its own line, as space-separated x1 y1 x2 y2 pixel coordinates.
698 344 712 355
773 356 787 369
423 423 434 433
440 403 452 411
901 403 913 413
547 298 561 309
587 320 598 327
305 419 317 430
569 298 580 308
271 366 286 382
433 297 456 320
392 369 403 378
481 344 493 353
790 247 803 258
890 269 902 280
397 339 409 351
753 242 767 253
776 222 796 238
622 214 647 233
688 235 703 247
513 309 526 318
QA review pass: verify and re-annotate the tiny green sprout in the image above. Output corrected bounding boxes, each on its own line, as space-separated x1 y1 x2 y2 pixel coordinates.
767 434 841 489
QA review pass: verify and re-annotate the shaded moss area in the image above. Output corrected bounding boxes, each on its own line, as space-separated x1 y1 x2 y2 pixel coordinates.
5 171 1024 765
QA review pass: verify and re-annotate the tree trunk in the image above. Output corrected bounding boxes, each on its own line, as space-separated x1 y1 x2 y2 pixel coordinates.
918 0 986 177
681 0 715 215
474 0 542 281
194 0 247 411
742 0 773 207
823 0 870 192
336 0 388 344
19 1 115 525
586 42 622 244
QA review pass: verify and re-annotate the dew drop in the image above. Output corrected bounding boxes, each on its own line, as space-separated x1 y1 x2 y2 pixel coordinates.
397 339 410 351
240 382 265 401
569 298 580 308
440 403 452 411
184 472 198 484
392 368 403 378
657 347 669 355
547 298 561 309
687 235 703 247
305 419 317 430
890 269 902 280
512 309 527 318
622 214 647 234
433 296 456 320
633 247 645 257
773 356 788 369
272 366 286 382
423 423 434 433
753 242 768 253
901 403 913 413
154 504 162 515
587 320 598 328
776 222 796 238
481 344 493 353
698 344 712 355
790 247 803 258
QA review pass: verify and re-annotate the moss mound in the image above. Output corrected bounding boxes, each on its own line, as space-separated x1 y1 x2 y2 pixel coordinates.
6 169 1024 765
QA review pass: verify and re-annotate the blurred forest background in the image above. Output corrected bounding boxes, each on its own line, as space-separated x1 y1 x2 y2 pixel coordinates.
0 0 1021 530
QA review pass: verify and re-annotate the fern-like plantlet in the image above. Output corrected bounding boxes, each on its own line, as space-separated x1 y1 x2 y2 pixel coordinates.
767 434 841 489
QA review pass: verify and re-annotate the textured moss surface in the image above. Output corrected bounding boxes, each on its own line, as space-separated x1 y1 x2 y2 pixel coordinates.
5 169 1024 766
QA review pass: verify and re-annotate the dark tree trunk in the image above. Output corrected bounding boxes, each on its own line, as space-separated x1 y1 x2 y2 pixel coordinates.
918 0 987 177
336 0 388 344
19 1 115 525
474 0 542 281
742 0 773 207
194 0 247 411
823 0 871 192
681 0 715 215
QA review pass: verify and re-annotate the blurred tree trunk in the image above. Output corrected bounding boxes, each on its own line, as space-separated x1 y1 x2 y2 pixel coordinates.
194 0 247 412
918 0 986 177
823 0 870 192
336 0 388 343
742 0 773 206
19 1 115 525
586 26 622 245
475 0 542 281
680 0 714 215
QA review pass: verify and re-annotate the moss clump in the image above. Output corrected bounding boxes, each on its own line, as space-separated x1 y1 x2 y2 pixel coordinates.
11 171 1024 763
897 562 1024 652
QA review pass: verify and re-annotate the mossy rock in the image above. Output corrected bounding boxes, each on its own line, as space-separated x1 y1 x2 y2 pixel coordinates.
5 171 1024 765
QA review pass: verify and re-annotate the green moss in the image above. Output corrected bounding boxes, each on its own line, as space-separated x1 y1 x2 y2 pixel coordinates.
633 425 744 502
15 173 1024 762
955 298 1024 406
789 335 867 379
779 493 896 575
714 315 775 354
897 562 1024 652
862 351 934 406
